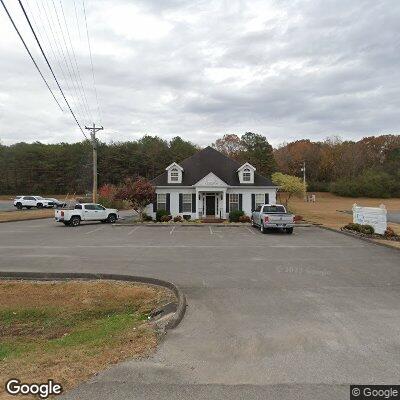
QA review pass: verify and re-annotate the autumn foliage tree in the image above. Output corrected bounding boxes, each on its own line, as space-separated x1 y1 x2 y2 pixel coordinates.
272 172 306 208
116 177 155 221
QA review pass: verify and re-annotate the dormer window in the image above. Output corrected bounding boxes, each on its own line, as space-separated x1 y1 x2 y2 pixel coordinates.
243 168 251 182
166 162 183 184
170 168 179 182
237 162 256 184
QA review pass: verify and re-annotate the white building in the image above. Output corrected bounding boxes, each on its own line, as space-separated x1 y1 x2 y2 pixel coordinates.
147 146 278 220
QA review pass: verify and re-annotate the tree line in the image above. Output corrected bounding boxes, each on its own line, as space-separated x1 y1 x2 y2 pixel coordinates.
0 133 399 197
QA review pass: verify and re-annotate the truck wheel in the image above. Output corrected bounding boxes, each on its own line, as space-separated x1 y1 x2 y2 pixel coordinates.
37 203 43 209
107 214 117 224
70 216 81 227
286 227 294 234
16 202 23 210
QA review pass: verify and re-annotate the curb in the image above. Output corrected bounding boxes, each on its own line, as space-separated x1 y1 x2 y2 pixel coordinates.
0 216 53 224
0 271 186 329
316 225 400 252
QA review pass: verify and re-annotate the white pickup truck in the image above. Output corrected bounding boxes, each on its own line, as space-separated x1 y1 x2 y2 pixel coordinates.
55 203 119 226
251 204 295 234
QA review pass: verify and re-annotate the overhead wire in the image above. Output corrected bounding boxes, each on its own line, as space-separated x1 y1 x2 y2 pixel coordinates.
18 0 87 138
0 0 64 112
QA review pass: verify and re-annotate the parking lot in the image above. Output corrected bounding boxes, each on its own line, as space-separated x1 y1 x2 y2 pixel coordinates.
1 218 400 399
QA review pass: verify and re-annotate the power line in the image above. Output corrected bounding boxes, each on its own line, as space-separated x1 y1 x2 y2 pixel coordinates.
38 0 88 123
49 0 92 124
0 0 64 112
82 0 102 124
18 0 87 139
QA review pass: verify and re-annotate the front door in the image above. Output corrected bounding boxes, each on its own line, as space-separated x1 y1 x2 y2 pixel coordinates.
206 196 215 216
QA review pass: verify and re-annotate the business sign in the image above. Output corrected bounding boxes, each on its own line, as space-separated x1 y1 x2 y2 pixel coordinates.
352 203 387 235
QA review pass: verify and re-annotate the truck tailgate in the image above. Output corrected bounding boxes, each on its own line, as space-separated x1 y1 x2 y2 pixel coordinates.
266 213 293 224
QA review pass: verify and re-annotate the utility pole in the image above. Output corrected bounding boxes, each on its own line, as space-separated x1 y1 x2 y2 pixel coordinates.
301 161 306 187
85 123 103 203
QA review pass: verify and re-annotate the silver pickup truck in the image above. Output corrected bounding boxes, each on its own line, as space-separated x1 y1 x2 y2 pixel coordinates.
251 204 295 234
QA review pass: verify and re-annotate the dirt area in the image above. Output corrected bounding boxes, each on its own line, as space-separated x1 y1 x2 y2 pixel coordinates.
280 192 400 247
0 280 174 399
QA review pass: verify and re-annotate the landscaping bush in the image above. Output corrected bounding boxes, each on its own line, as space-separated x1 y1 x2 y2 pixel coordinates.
98 196 124 209
142 212 153 221
183 215 191 221
343 223 374 235
238 215 251 223
156 209 169 222
160 215 172 222
173 215 183 222
294 215 303 222
360 224 374 235
229 210 244 222
384 227 396 238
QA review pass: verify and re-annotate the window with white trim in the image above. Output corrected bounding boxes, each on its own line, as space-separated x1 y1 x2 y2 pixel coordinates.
157 194 166 210
255 194 264 209
229 194 239 211
170 168 179 182
182 194 192 212
243 168 251 182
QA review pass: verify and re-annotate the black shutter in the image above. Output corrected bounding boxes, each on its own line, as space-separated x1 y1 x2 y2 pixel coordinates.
239 194 243 211
166 193 170 213
226 193 230 213
192 193 196 213
265 193 269 205
153 195 157 212
251 194 255 211
179 194 183 213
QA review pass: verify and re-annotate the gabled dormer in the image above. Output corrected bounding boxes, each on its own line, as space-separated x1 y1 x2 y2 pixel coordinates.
237 162 256 184
166 162 183 184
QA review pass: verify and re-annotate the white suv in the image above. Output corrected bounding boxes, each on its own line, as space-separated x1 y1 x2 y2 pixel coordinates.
14 196 54 210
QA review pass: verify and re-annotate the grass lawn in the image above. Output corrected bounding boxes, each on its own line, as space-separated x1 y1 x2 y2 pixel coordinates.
281 192 400 247
0 209 54 223
0 280 174 399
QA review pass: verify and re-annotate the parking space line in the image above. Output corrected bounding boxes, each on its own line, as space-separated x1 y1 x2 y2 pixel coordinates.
170 226 176 235
84 227 105 235
127 226 139 236
245 227 256 235
209 226 213 235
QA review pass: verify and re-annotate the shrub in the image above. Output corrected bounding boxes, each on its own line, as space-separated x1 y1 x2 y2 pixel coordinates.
294 215 303 222
384 227 396 238
98 196 124 209
229 210 244 222
343 223 374 235
183 215 191 221
239 215 251 223
360 224 374 235
156 209 169 222
142 212 153 221
173 215 183 222
160 214 172 222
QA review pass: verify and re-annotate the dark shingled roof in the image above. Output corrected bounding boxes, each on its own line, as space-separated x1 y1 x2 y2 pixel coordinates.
152 146 275 186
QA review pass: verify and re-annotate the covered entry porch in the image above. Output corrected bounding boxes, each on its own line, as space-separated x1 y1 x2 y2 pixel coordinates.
196 189 226 220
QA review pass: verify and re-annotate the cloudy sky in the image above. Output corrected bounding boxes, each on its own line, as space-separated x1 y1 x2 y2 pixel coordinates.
1 0 399 147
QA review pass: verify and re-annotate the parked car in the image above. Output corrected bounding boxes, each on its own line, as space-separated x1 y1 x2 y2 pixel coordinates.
55 203 119 226
13 196 54 210
251 204 295 234
45 198 67 208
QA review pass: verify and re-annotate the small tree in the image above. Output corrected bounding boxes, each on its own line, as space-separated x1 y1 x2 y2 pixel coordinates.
116 177 155 221
272 172 306 208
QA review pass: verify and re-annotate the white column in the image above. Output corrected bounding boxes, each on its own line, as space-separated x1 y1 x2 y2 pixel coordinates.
222 189 226 219
195 188 200 219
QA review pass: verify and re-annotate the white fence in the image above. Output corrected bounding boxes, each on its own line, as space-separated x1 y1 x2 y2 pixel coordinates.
352 203 387 235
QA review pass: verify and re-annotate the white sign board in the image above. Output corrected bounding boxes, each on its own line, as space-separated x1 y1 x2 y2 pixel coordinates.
352 203 387 235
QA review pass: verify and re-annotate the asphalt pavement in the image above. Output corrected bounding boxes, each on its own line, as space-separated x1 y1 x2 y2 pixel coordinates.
0 219 399 400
